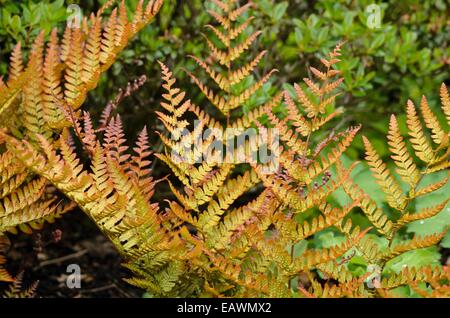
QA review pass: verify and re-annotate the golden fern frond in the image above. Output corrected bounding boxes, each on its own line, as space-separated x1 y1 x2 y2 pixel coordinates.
198 170 259 232
0 245 13 282
420 95 446 145
340 177 394 237
2 272 38 298
42 29 68 129
382 230 448 261
380 265 449 291
304 126 361 184
186 1 277 116
387 114 421 187
8 43 24 83
103 115 131 165
64 27 86 109
188 55 229 92
82 15 102 90
396 199 449 228
294 43 343 117
129 127 154 199
440 83 450 125
414 174 448 197
362 136 407 211
156 61 191 141
406 100 437 164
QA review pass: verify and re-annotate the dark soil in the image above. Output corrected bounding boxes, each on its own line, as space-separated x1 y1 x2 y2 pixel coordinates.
1 210 143 298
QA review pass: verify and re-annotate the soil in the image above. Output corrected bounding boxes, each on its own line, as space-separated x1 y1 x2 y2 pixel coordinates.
1 209 143 298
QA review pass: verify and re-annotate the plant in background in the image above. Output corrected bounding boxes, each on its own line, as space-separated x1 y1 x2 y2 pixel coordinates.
0 0 70 75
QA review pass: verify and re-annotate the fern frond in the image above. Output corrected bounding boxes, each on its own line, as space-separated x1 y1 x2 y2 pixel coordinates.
383 230 448 261
440 83 450 125
414 175 448 197
387 115 420 187
362 136 407 211
396 199 449 228
406 100 437 164
2 272 38 298
340 177 393 237
103 115 130 165
8 43 23 83
0 250 13 283
420 95 445 145
82 15 102 90
64 27 86 109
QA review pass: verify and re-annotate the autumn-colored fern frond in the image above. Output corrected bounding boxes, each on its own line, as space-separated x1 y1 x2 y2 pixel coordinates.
185 0 277 117
378 265 450 297
387 114 421 187
362 136 407 210
0 137 72 235
354 84 450 297
1 113 188 295
363 84 449 219
8 43 23 83
0 1 164 295
1 271 38 298
0 234 13 283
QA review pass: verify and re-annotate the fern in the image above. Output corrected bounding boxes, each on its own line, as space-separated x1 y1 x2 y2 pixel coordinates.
0 1 162 236
0 0 448 298
1 272 38 298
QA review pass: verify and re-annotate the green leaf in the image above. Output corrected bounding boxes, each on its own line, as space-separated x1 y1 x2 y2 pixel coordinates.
273 2 288 22
51 0 64 11
441 231 450 248
10 15 21 31
369 33 385 51
317 26 329 44
294 28 303 45
347 255 367 277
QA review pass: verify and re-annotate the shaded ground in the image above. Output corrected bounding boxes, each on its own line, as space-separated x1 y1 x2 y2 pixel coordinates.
2 210 142 298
